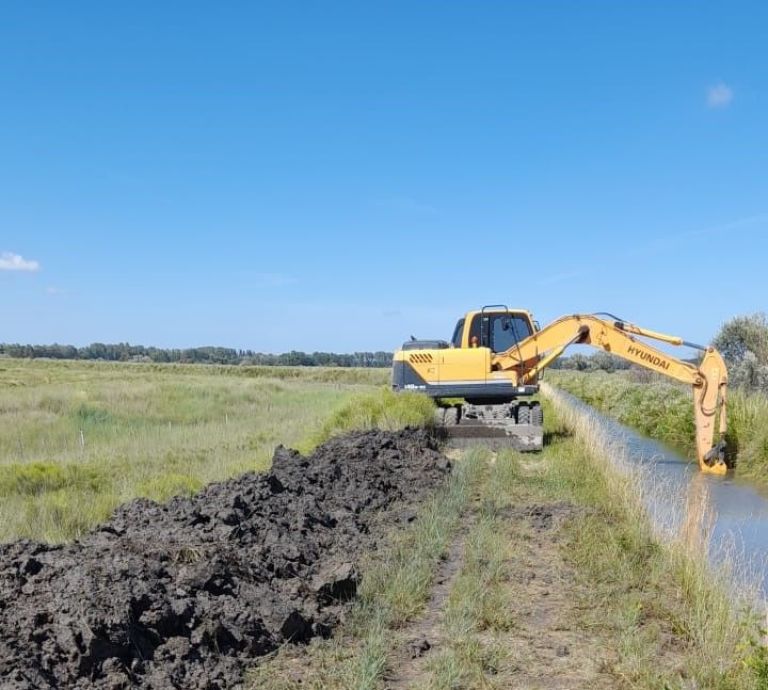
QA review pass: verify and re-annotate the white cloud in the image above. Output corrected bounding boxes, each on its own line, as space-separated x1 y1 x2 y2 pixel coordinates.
0 252 40 272
707 82 733 109
46 286 65 295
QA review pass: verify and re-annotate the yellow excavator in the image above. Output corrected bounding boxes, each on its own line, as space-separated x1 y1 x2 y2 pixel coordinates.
392 306 729 474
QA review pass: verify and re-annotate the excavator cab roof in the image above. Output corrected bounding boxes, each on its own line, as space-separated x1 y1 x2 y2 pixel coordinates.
463 306 534 320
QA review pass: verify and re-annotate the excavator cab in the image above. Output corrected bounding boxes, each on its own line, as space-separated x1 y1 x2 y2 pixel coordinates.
451 306 535 353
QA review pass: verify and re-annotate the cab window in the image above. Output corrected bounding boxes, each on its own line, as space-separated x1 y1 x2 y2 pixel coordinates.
451 318 465 347
491 314 532 352
468 316 482 347
465 313 532 351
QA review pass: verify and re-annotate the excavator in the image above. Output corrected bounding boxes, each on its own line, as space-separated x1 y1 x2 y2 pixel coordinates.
392 306 729 475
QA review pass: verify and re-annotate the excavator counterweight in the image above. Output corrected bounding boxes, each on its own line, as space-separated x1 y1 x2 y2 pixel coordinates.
392 307 728 474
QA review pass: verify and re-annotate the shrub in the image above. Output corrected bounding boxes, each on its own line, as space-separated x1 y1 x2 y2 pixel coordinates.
0 462 107 496
713 313 768 393
303 388 435 450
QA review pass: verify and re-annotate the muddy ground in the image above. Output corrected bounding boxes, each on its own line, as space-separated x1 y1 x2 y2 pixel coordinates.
0 428 450 689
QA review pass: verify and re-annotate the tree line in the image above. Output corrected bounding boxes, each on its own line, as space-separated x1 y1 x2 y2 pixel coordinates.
0 342 394 368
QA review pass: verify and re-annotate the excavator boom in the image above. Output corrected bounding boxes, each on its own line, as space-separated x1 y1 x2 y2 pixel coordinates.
492 314 729 474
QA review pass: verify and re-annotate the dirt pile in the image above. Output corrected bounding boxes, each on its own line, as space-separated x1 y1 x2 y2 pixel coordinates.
0 428 450 689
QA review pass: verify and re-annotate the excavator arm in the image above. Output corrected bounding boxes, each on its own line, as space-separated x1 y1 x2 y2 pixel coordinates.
491 314 729 474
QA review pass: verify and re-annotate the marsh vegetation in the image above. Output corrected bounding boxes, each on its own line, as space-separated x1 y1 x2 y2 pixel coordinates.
0 359 396 541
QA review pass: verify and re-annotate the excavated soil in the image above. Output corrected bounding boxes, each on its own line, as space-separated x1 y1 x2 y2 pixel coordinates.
0 428 450 689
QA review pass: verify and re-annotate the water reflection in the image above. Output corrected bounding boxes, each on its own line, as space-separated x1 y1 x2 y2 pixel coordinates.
562 391 768 601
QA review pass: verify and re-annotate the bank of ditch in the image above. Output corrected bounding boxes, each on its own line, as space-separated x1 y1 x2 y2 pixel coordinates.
549 369 768 482
254 394 768 689
543 386 768 689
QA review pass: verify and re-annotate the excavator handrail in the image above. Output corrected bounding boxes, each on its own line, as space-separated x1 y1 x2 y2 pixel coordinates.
490 314 729 475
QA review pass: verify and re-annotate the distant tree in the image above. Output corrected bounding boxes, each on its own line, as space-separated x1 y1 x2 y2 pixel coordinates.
589 351 630 372
712 313 768 366
712 313 768 392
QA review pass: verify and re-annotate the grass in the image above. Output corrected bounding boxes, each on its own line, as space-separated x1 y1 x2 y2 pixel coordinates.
421 457 518 689
0 356 390 385
549 369 768 482
341 449 481 690
548 370 696 448
302 388 436 451
0 358 406 543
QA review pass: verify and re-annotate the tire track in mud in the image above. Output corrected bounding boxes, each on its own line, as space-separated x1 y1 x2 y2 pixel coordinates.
0 429 451 690
383 451 619 690
382 513 475 689
497 502 618 690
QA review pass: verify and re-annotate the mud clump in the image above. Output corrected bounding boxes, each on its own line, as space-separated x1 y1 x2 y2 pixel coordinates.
0 428 450 689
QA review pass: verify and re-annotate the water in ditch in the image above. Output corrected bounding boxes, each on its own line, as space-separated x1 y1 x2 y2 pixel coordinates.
560 391 768 602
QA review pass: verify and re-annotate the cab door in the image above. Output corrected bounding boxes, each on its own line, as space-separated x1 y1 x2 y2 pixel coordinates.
440 313 489 384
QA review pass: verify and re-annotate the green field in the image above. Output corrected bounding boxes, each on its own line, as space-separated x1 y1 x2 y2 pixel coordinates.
0 358 399 542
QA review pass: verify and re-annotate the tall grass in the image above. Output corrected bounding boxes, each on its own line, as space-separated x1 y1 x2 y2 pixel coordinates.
0 359 402 543
302 388 435 451
544 384 768 688
549 370 768 480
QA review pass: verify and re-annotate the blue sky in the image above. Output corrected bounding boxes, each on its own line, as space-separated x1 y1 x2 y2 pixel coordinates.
1 2 766 352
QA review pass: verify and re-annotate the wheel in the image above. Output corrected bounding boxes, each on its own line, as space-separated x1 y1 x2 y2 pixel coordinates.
530 402 543 426
516 402 531 425
443 406 459 426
